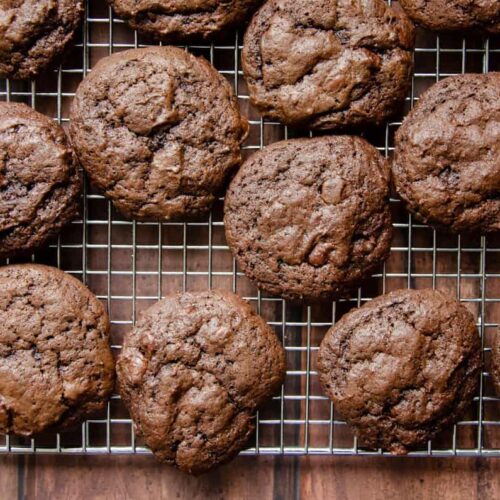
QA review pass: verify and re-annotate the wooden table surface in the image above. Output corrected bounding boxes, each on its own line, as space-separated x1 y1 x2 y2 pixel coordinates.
1 3 499 499
2 454 499 499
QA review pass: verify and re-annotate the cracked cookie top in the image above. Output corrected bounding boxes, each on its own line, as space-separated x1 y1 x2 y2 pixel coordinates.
117 290 286 474
69 46 248 221
318 288 480 454
0 0 84 80
399 0 500 33
108 0 263 41
393 73 500 234
242 0 415 130
0 102 81 260
0 264 115 437
223 136 392 302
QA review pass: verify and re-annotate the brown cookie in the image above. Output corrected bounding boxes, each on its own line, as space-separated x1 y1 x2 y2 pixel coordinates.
399 0 500 34
108 0 263 41
318 288 480 455
0 0 84 80
491 328 500 396
69 46 248 222
223 136 393 302
117 290 286 474
0 264 115 437
393 73 500 234
242 0 415 130
0 101 81 260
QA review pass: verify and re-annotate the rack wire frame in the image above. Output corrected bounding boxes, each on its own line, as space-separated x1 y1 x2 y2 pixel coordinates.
0 0 499 458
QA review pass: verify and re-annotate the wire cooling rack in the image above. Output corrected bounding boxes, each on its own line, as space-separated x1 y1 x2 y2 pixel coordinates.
0 0 499 457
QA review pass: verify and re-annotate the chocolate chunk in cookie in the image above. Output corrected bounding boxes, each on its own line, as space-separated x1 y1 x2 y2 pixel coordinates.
242 0 415 130
224 136 392 302
0 102 81 260
318 288 480 454
69 46 248 221
0 264 115 437
117 290 286 474
393 73 500 234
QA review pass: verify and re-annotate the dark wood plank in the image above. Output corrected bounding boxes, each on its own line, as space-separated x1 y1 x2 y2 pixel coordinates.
0 455 19 500
301 457 500 500
21 455 279 500
12 454 500 500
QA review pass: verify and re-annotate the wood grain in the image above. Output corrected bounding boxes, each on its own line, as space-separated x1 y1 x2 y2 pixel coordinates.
1 2 499 499
19 455 279 500
0 455 19 500
300 457 498 500
1 455 499 500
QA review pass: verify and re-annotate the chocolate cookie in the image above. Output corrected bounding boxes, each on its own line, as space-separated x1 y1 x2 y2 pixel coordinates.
0 102 81 260
69 46 248 221
242 0 415 130
224 136 392 302
399 0 500 34
491 328 500 396
117 290 286 474
0 0 84 80
318 288 480 454
393 73 500 234
108 0 263 41
0 264 115 437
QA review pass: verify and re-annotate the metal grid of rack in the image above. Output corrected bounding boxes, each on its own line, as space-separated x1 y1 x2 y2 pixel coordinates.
0 0 499 457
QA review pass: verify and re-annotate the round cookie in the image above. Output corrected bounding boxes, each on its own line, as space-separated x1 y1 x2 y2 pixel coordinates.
490 328 500 396
0 264 115 437
117 290 286 474
69 46 249 222
0 0 84 80
393 73 500 234
242 0 415 130
0 102 81 260
223 136 393 302
399 0 500 34
318 288 480 454
108 0 263 41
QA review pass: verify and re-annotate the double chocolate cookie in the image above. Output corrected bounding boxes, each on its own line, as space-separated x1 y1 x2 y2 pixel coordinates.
117 290 286 474
0 264 115 437
0 0 84 80
0 102 81 260
242 0 415 130
318 288 480 454
393 73 500 234
69 46 248 221
399 0 500 34
108 0 263 41
224 136 392 302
